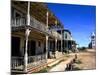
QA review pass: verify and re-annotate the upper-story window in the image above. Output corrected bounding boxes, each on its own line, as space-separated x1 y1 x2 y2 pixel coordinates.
14 9 23 18
16 12 21 18
11 7 26 26
65 34 67 39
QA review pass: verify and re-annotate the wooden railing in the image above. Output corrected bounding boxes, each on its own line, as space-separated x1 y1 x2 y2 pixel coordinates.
28 54 46 62
30 17 47 32
11 16 47 32
11 17 26 27
11 54 46 70
28 54 46 65
49 29 62 39
11 16 62 39
11 57 24 70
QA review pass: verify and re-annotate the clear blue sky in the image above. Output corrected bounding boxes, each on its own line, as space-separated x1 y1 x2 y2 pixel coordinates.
47 3 96 47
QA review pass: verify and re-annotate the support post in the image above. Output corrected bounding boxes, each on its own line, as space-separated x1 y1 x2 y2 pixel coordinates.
54 20 58 57
70 36 72 51
67 40 68 53
24 1 30 72
24 29 31 72
46 11 49 29
27 1 30 26
46 11 49 60
55 38 57 58
46 36 48 60
61 29 63 54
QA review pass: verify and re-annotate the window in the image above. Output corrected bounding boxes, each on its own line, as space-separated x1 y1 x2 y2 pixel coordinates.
65 34 67 39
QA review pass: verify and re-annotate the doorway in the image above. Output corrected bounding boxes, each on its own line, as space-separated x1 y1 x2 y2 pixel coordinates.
28 40 36 56
11 36 21 56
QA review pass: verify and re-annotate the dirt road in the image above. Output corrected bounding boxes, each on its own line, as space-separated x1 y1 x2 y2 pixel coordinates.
74 51 96 70
48 50 96 72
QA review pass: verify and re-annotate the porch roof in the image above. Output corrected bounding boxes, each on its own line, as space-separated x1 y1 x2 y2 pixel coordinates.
12 1 63 28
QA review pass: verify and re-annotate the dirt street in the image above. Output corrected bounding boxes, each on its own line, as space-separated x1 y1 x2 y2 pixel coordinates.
48 50 96 72
74 51 96 70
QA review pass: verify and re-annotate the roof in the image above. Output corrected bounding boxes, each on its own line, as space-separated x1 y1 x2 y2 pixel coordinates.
63 29 71 34
57 29 71 34
12 1 63 27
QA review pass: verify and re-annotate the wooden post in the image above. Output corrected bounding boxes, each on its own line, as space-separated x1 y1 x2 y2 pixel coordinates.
46 36 48 60
57 40 59 51
61 29 63 54
46 11 49 60
24 1 31 72
27 1 30 26
67 40 68 53
46 11 48 29
24 29 31 72
55 38 57 58
54 20 58 58
71 36 72 51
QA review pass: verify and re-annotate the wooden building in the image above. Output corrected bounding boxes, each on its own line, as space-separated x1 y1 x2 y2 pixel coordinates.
57 29 77 53
11 0 63 73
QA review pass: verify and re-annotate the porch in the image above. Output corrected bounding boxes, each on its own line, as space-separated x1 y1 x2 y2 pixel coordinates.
11 26 47 73
11 54 46 71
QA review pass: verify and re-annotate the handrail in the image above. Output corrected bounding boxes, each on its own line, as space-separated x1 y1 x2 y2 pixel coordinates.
11 16 47 32
11 54 46 70
30 16 47 32
11 56 24 70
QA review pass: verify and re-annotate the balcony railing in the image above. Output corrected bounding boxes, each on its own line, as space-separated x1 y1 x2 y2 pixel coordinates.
49 29 62 39
11 16 62 39
11 17 26 27
30 17 47 32
11 16 47 32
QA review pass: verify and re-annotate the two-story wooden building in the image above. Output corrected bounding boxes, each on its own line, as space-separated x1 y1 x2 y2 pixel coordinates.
57 29 77 53
11 0 63 74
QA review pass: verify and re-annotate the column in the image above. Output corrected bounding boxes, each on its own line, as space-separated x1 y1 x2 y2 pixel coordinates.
71 36 72 51
24 29 31 72
46 36 48 59
46 11 49 29
66 40 68 53
24 1 30 72
46 11 49 60
57 40 59 51
27 1 30 26
61 29 63 54
55 38 57 58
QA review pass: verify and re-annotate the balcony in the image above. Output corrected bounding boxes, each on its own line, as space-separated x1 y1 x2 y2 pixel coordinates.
11 16 47 33
11 16 62 39
11 17 26 27
49 29 62 40
30 17 47 32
